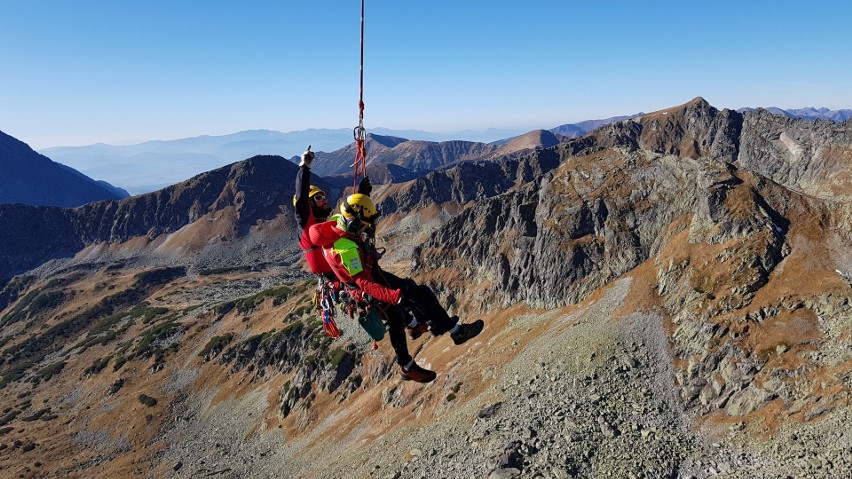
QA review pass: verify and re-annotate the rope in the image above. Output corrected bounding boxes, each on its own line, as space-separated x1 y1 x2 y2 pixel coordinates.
352 0 368 192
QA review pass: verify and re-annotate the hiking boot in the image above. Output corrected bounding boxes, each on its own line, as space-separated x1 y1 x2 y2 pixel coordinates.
451 319 484 345
407 321 429 340
400 363 436 383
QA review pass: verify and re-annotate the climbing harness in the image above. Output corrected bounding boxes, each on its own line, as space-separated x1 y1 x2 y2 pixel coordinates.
352 0 368 193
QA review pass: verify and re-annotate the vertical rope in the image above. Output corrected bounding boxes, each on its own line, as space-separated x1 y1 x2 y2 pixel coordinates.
353 0 368 192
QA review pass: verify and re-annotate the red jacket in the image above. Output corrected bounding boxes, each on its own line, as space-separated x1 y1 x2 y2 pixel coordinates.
298 213 331 275
294 166 332 275
309 219 402 304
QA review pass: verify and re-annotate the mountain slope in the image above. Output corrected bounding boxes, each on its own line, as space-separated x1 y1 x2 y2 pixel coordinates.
1 98 851 477
0 155 336 283
0 130 127 207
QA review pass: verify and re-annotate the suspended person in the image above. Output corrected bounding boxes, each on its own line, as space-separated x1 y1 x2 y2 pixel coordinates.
295 148 426 339
293 145 371 277
310 193 484 383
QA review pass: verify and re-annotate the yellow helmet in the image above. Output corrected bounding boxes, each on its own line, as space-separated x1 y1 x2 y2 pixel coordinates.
292 186 326 206
340 193 380 223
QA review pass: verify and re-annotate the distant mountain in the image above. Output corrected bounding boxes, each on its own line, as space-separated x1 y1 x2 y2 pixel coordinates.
39 129 356 195
549 114 642 139
490 129 565 151
306 130 562 178
38 128 528 195
373 127 528 144
0 130 128 207
737 106 852 122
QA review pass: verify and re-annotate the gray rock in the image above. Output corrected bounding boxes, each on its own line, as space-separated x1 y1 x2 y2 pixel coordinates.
490 467 522 479
726 386 776 416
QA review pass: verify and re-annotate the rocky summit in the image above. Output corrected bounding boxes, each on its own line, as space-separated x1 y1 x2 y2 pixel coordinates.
0 98 851 478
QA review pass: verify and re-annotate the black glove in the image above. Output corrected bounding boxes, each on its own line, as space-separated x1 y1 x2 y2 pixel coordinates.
357 176 372 195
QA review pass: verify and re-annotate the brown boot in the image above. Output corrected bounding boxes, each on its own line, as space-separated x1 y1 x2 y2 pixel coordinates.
400 362 436 383
407 321 430 340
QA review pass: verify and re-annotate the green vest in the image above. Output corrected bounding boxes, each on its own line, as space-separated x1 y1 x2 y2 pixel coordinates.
332 237 364 276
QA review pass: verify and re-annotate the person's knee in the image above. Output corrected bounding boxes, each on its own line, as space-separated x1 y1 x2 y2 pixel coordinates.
381 304 407 327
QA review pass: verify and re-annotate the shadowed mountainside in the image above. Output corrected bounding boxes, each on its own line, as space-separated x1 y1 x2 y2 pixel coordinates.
0 155 338 284
0 130 127 207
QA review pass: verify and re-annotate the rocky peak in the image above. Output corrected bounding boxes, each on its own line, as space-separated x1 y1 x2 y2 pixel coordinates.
612 97 743 161
737 108 852 199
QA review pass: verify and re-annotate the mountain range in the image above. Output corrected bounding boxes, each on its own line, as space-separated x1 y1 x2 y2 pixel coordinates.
35 108 850 197
738 106 852 122
1 98 851 477
37 128 528 195
36 119 628 195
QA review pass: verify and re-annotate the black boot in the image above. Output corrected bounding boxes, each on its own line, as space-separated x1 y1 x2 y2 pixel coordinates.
450 319 484 345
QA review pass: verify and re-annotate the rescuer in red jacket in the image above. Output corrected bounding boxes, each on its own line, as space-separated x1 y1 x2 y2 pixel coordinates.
310 193 484 383
293 145 370 277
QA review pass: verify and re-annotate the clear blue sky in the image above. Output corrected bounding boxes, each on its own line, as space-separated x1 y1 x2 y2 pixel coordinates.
2 0 851 149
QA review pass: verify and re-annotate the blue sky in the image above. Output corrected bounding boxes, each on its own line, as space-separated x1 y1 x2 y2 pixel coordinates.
2 0 851 149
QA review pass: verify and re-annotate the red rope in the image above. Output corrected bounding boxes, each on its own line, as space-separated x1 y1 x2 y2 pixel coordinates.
353 0 367 192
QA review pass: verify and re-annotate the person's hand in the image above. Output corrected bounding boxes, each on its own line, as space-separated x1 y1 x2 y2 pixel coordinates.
357 176 372 195
336 215 362 234
299 145 315 168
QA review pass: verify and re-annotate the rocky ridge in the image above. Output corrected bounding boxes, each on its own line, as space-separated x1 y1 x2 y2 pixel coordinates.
0 155 330 284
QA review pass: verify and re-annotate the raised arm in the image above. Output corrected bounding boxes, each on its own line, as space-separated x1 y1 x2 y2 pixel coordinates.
293 146 314 228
